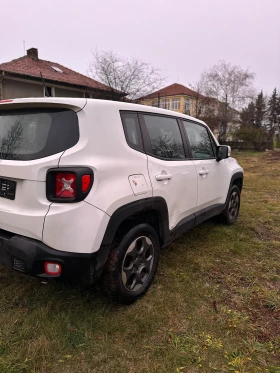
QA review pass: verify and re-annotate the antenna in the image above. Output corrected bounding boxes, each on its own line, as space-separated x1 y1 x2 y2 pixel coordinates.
23 41 26 55
40 72 50 97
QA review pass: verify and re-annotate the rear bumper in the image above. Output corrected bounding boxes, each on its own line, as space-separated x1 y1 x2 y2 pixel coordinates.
0 229 107 282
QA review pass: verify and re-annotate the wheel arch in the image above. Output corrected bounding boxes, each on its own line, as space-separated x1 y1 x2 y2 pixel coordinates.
101 197 169 248
230 171 244 193
224 171 244 207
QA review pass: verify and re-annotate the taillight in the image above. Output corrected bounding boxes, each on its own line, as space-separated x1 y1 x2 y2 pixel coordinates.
82 175 91 193
56 172 76 198
46 167 93 203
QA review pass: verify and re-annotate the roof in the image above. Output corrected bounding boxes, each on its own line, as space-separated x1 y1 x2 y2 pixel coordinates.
0 97 207 126
0 54 110 91
139 83 201 100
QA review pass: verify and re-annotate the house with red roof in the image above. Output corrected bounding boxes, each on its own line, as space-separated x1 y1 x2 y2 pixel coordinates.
139 83 243 141
0 48 123 100
139 83 201 116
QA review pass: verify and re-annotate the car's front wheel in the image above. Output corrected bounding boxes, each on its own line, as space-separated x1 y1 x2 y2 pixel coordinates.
221 185 241 225
104 224 160 304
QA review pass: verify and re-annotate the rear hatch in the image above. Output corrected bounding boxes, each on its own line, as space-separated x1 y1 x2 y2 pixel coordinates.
0 98 85 240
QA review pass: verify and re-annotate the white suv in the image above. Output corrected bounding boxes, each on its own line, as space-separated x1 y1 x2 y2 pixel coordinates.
0 98 243 304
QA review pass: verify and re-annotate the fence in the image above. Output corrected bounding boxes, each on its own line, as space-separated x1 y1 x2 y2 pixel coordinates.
222 141 274 151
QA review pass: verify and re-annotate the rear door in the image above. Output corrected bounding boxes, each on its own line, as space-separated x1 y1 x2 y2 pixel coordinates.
182 120 229 212
140 113 197 231
0 102 81 240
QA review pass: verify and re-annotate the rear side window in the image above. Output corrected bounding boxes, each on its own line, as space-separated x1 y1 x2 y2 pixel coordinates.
143 114 185 159
183 120 215 159
121 112 143 152
0 108 79 161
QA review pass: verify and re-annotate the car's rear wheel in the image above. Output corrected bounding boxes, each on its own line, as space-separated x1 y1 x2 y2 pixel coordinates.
221 185 241 225
104 224 160 304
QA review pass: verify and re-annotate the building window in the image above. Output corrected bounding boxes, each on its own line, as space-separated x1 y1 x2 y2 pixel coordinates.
159 99 170 110
172 98 180 110
184 98 190 112
152 100 159 107
44 86 55 97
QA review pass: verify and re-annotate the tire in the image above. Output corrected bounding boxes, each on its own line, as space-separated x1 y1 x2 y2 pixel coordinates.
221 185 241 225
104 224 160 304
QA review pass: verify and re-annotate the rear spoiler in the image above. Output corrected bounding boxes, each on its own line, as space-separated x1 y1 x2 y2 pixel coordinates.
0 98 87 112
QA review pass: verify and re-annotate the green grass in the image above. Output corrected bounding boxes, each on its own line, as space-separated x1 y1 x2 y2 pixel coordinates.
1 151 280 373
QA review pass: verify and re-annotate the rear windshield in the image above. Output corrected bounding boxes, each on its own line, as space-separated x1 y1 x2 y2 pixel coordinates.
0 108 79 161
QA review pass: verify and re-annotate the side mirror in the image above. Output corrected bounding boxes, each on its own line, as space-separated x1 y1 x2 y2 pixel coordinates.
216 145 231 162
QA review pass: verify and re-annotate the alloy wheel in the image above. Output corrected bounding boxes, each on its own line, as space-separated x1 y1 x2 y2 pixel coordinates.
121 236 154 292
229 191 239 219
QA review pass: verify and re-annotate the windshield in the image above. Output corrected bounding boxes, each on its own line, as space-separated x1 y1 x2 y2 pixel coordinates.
0 108 79 160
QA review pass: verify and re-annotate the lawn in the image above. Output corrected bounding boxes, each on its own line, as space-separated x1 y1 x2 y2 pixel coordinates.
0 151 280 373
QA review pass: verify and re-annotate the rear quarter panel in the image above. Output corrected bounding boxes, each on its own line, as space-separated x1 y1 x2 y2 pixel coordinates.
45 102 152 253
59 102 153 215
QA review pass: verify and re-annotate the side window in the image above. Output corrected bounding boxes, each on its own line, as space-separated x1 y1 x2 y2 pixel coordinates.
121 112 143 152
209 133 217 157
183 120 215 159
143 114 185 159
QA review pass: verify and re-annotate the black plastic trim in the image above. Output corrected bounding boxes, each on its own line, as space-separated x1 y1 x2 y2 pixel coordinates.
0 171 244 283
173 214 196 239
194 204 224 226
229 171 244 192
0 229 95 281
101 172 244 248
101 197 170 247
46 167 94 203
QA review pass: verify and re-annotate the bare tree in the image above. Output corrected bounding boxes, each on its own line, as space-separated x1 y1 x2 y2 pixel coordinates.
189 81 220 133
0 119 23 160
151 135 185 159
189 81 207 118
88 50 165 101
194 61 255 141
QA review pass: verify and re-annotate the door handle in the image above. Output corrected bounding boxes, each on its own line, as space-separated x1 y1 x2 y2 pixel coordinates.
198 170 209 175
155 174 172 181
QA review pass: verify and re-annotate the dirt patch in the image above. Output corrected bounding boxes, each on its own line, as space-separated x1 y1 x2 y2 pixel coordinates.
264 150 280 162
252 224 280 242
250 307 280 343
206 266 280 345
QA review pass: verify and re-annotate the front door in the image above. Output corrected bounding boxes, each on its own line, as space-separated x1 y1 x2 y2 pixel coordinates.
140 113 197 230
182 120 228 212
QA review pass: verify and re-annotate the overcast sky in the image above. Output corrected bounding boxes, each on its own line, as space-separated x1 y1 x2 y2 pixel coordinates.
1 0 279 94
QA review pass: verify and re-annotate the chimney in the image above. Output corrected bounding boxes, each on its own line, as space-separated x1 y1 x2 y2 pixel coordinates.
26 48 38 59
